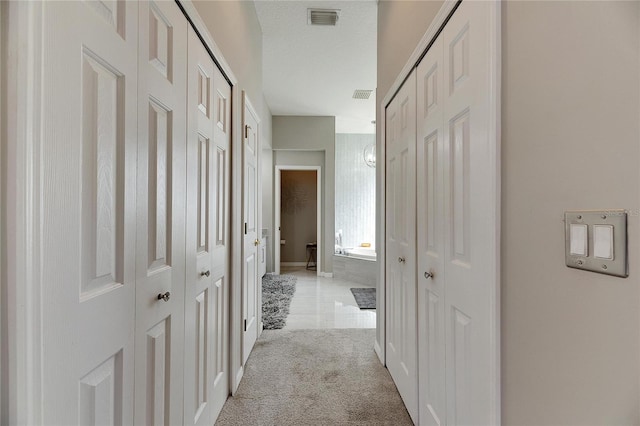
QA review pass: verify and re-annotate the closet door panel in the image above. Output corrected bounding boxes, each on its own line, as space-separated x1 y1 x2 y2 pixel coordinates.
416 33 446 426
385 69 418 423
185 27 231 426
134 2 188 425
442 2 496 424
40 2 138 423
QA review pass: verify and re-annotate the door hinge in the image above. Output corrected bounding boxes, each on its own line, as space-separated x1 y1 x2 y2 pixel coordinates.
244 319 247 331
244 222 248 234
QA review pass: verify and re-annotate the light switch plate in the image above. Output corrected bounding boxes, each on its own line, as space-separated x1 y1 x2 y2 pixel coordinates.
565 210 628 277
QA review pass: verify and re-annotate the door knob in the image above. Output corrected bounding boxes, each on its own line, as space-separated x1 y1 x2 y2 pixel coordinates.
201 270 210 278
398 257 406 263
424 270 434 279
157 292 171 302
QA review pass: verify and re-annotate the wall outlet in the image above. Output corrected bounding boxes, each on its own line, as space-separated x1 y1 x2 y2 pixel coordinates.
280 240 286 245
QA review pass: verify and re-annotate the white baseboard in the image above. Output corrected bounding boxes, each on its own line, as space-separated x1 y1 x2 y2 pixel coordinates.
280 262 307 267
374 340 385 365
233 366 244 395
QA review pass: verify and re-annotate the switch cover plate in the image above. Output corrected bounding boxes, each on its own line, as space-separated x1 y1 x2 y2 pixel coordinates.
565 210 628 278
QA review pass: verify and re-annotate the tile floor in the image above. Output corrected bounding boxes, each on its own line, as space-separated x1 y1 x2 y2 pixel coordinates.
279 266 377 329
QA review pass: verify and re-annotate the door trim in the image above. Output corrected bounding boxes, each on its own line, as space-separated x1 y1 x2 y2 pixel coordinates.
2 1 44 423
274 165 322 277
377 0 501 423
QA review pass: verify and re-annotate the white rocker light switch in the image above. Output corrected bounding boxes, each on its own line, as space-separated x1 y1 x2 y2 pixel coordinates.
593 225 614 260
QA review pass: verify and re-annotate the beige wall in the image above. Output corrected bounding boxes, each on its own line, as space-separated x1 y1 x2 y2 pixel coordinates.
376 0 444 104
378 0 640 423
280 170 317 263
273 116 335 273
501 2 639 423
192 0 269 122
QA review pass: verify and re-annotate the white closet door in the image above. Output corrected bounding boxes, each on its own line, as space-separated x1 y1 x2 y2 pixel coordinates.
209 53 232 421
416 33 446 426
134 2 187 425
442 1 496 424
242 96 261 364
385 69 418 423
40 2 138 424
184 27 232 426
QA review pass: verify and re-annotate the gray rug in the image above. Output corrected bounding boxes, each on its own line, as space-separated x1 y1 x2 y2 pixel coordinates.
350 287 376 309
215 329 412 425
262 274 297 329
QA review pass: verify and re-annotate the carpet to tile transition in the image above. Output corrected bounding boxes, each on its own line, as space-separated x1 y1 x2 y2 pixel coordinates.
215 329 413 426
262 274 297 329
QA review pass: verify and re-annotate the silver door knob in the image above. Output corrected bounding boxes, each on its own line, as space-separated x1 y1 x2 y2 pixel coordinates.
424 271 434 279
157 292 170 302
398 257 406 263
201 270 210 278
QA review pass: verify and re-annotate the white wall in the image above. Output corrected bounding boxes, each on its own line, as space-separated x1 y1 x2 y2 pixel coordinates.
378 1 640 422
272 116 335 273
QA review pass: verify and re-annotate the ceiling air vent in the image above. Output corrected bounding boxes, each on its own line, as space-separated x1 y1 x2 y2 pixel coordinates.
352 89 373 100
308 9 340 26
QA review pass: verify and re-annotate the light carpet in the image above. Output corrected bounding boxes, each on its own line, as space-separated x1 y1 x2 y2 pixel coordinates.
215 329 412 426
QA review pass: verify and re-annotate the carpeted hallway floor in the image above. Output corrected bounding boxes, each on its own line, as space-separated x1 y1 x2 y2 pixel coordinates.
215 329 413 426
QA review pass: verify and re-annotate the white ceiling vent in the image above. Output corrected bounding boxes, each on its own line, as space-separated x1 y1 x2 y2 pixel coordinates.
308 9 340 26
352 89 373 100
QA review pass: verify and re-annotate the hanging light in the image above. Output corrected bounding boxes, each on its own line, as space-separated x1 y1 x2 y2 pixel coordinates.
363 143 376 168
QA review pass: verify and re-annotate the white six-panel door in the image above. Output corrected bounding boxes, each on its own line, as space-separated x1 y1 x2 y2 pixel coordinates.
385 70 419 423
415 1 498 424
38 2 235 424
442 2 496 423
184 26 232 425
40 1 139 423
242 96 261 365
134 2 187 425
416 32 447 426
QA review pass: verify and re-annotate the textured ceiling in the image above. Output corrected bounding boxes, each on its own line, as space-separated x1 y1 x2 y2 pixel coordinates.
254 1 377 134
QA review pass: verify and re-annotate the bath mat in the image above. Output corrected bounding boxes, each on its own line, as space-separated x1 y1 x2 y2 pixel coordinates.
262 274 297 329
350 288 376 309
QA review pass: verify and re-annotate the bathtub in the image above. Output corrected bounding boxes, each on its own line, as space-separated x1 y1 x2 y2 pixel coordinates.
333 247 377 286
344 247 376 261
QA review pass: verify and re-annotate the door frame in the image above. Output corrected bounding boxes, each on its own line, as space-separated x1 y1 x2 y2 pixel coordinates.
2 2 45 423
274 165 322 276
377 0 501 422
240 91 261 367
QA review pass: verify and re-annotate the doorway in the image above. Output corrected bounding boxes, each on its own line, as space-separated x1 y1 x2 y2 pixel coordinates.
274 166 322 276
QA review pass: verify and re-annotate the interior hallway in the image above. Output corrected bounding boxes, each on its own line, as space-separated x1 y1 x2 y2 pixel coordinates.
213 268 385 424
